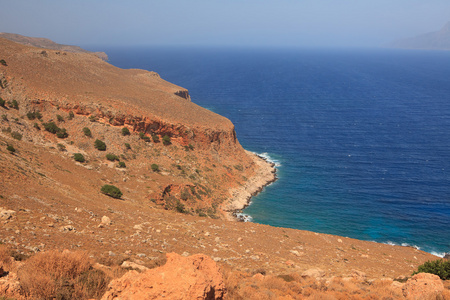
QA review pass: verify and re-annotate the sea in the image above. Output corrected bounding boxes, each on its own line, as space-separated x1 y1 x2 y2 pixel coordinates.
97 46 450 256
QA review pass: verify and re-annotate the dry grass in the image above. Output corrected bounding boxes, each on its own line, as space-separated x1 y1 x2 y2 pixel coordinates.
17 250 110 300
0 245 13 273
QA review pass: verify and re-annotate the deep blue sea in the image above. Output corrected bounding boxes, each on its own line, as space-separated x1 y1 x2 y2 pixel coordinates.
100 46 450 256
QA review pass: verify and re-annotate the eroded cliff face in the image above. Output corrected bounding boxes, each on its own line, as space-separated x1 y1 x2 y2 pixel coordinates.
0 37 261 218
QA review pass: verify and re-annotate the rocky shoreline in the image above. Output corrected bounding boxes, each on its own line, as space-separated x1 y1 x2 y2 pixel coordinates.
223 150 278 221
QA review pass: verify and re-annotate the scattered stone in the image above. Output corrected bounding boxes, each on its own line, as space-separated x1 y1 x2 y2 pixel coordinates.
101 216 112 225
402 273 444 300
0 208 16 220
337 239 343 243
204 232 210 237
136 253 146 258
102 253 225 300
121 261 149 272
302 268 325 279
108 251 116 256
133 224 143 231
182 252 190 257
59 225 75 232
289 250 304 257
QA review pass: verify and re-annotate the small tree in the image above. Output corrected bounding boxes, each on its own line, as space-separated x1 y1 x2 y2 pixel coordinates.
82 127 92 137
94 139 106 151
101 185 123 199
43 122 60 134
162 135 171 145
151 164 159 172
121 127 130 136
73 153 85 163
413 260 450 280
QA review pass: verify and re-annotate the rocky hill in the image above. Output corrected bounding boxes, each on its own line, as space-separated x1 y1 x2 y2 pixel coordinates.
0 36 448 299
389 21 450 50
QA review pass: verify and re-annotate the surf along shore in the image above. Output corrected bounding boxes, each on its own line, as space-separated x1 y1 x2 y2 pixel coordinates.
223 150 277 221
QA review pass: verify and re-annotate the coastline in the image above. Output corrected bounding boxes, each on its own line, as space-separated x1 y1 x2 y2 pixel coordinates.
223 150 277 221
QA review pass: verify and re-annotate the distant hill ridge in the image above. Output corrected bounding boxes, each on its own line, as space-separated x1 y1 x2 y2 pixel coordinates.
0 32 108 60
390 21 450 50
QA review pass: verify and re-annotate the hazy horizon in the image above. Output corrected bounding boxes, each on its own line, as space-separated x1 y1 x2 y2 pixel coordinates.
1 0 449 48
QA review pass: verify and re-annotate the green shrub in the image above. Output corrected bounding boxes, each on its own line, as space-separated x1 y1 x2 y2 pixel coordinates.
106 153 119 161
27 112 36 120
162 135 171 145
413 259 450 280
68 111 75 120
100 185 122 199
151 164 159 172
56 128 68 138
56 114 64 122
43 122 60 134
1 114 7 121
117 161 126 168
151 134 160 143
57 143 66 151
82 127 92 137
89 115 97 122
94 139 106 151
139 132 145 139
11 131 22 140
0 59 7 66
124 143 131 149
0 97 5 107
34 123 40 130
10 100 18 110
6 145 15 153
121 127 130 136
73 153 85 162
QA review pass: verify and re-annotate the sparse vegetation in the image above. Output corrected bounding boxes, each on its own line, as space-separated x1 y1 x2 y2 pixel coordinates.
10 99 18 109
56 128 69 138
413 259 450 280
1 114 7 121
73 153 85 162
43 122 61 134
68 111 75 120
0 97 5 107
139 132 150 142
117 161 126 168
94 139 106 151
34 122 40 130
57 143 66 151
101 184 123 199
56 114 64 122
121 127 130 136
151 164 160 172
151 134 160 143
82 127 92 137
89 115 97 122
124 143 131 149
6 144 15 153
106 153 119 161
0 59 7 66
162 135 171 145
11 131 22 140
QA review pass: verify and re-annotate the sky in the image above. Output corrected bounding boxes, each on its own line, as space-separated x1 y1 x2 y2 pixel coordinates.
1 0 449 48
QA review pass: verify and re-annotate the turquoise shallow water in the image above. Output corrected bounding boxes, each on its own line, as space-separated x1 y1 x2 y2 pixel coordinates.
102 46 450 256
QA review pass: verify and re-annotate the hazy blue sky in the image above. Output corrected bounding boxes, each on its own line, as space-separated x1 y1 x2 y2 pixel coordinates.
1 0 449 48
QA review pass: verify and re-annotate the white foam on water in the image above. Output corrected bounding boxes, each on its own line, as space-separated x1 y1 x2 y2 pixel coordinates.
235 213 253 222
257 152 281 167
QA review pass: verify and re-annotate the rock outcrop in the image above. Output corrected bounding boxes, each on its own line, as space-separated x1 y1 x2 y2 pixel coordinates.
402 273 444 299
102 253 225 300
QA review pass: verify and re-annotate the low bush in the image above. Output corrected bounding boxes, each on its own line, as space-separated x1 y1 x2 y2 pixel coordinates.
106 153 119 161
101 185 123 199
56 128 68 138
10 100 18 109
117 161 126 168
18 250 110 300
34 122 40 130
68 111 75 120
73 153 85 162
124 143 131 149
162 135 171 145
56 114 64 122
43 122 60 134
151 164 159 172
413 259 450 280
57 143 66 151
0 59 7 66
121 127 130 136
0 97 5 107
11 131 22 140
94 139 106 151
6 144 15 153
151 134 160 143
82 127 92 137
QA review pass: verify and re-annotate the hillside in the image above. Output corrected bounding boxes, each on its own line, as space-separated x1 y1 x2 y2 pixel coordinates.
390 21 450 50
0 36 447 299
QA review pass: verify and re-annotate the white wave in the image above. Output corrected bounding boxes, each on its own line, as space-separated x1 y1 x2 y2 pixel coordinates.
235 213 253 222
257 152 281 167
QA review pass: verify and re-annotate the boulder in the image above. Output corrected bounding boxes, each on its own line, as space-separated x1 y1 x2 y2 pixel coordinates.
301 268 325 279
102 253 225 300
402 273 444 300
